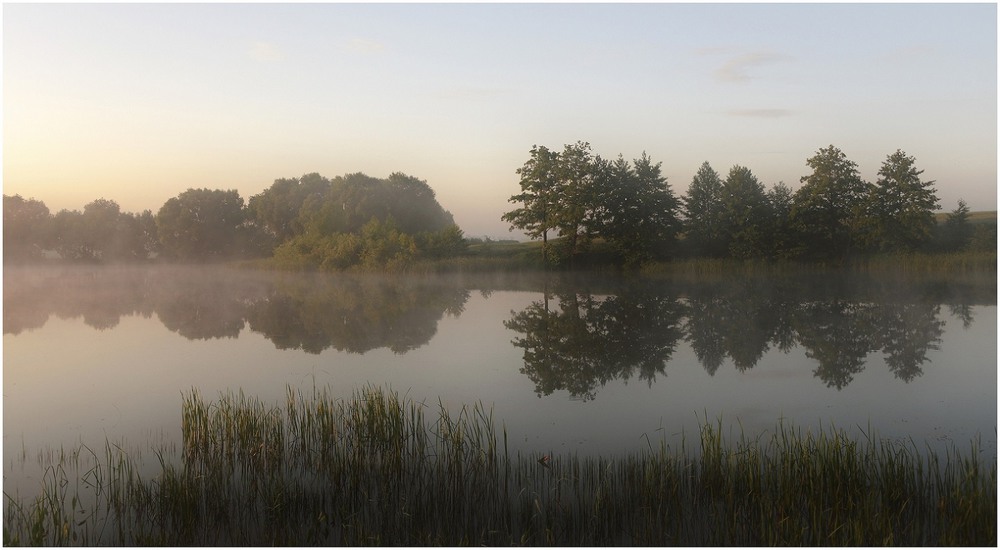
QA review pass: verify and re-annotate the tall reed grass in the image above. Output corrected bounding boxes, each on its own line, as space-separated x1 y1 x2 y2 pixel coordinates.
850 251 997 274
4 386 995 546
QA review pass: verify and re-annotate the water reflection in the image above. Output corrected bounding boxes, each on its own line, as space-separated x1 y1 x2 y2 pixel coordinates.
244 276 469 354
3 267 992 397
505 275 986 399
505 287 685 401
3 266 469 354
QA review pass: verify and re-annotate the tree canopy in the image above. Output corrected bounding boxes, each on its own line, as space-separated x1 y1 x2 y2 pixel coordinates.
2 170 464 270
504 142 979 264
504 143 682 265
788 145 871 259
1 144 989 270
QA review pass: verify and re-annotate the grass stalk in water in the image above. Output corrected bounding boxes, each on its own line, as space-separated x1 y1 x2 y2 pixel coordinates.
4 386 995 545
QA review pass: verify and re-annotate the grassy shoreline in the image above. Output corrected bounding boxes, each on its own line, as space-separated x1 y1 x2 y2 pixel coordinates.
4 386 995 546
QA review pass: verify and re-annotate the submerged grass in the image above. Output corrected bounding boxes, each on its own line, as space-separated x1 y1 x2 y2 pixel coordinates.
4 386 995 546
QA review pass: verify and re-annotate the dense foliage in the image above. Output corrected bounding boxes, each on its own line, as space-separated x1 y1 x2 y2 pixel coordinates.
3 144 995 269
4 171 464 270
503 143 991 264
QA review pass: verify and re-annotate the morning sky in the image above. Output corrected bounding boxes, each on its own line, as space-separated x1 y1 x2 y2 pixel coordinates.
3 3 996 239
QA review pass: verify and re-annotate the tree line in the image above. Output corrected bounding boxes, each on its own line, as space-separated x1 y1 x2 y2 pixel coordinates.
5 146 993 269
503 142 992 264
3 171 466 268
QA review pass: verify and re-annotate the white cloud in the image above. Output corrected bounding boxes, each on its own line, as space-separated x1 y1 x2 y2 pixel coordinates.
249 41 283 62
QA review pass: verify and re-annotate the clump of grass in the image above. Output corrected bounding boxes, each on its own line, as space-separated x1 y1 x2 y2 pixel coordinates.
4 387 995 546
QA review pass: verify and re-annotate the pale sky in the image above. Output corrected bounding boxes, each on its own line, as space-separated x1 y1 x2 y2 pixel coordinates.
3 3 997 239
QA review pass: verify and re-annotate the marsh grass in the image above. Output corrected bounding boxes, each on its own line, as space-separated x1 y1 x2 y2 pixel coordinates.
850 251 997 274
4 387 995 546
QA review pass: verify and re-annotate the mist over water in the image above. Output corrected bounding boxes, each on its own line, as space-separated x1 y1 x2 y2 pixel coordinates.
3 265 996 498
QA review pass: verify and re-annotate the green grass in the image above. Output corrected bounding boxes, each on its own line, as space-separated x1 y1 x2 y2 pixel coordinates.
4 386 995 546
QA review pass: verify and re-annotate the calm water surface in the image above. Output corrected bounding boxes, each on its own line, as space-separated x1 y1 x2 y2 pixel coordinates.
4 265 996 496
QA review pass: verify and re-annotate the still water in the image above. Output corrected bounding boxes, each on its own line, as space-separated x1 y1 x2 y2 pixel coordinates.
4 265 996 494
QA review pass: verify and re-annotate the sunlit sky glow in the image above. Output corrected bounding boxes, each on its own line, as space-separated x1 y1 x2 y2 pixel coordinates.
3 3 997 238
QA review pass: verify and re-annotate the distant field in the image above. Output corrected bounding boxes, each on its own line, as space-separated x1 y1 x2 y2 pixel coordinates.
935 210 997 224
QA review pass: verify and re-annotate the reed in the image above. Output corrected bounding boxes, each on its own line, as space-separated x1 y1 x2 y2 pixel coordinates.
849 251 997 274
4 386 995 546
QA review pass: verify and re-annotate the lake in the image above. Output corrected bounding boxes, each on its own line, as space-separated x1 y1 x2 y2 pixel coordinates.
3 265 996 498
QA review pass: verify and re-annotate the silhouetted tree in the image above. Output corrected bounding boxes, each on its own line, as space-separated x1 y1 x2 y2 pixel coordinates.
864 150 939 252
503 145 560 262
789 146 871 260
552 141 600 261
3 194 51 261
682 162 727 257
593 152 681 265
721 165 770 259
939 199 975 251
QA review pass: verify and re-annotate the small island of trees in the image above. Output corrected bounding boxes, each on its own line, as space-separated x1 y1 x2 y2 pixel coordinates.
3 143 995 271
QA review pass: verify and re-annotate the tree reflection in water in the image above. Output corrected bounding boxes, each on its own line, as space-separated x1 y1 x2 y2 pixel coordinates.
507 275 968 399
505 288 685 401
2 266 988 397
3 266 470 355
245 276 469 354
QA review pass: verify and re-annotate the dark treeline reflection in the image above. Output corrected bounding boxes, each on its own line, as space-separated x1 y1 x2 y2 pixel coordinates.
507 274 994 399
245 276 468 354
505 287 685 401
3 267 993 395
3 266 469 354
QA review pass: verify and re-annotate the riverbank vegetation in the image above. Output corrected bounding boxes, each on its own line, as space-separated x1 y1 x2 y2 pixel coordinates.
3 386 994 546
3 143 995 272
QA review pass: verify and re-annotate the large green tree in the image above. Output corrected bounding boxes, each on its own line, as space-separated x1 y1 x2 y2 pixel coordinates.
156 188 248 260
268 171 462 270
593 152 681 265
682 162 727 257
507 143 682 265
502 145 560 262
294 172 455 238
552 141 599 260
789 145 871 260
248 173 332 244
383 172 456 235
865 150 939 252
721 165 770 259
